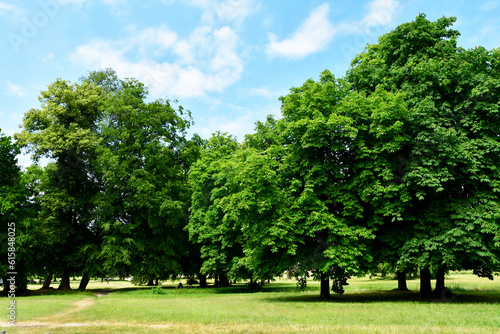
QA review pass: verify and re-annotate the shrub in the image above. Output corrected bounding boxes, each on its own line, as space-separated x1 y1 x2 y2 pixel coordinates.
152 286 166 295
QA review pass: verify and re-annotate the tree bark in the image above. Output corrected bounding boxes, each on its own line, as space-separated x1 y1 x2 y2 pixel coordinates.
78 272 90 291
58 271 71 290
146 279 155 286
155 277 159 286
199 273 207 288
397 270 408 291
434 267 445 297
419 268 432 298
320 273 330 299
218 273 230 287
42 271 53 289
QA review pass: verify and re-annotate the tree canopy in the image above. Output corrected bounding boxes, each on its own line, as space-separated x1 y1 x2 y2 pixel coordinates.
6 14 500 298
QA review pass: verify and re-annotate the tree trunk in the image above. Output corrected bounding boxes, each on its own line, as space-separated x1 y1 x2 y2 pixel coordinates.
218 273 230 287
320 273 330 299
42 271 53 289
434 267 445 297
419 268 432 298
58 271 71 290
397 270 408 291
146 279 155 286
155 277 159 286
78 272 90 291
199 273 207 288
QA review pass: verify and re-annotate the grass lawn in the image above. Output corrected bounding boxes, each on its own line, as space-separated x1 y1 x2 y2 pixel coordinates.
1 273 499 333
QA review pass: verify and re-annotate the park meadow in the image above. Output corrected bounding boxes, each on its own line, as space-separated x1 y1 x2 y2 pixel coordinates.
1 272 500 333
2 13 500 334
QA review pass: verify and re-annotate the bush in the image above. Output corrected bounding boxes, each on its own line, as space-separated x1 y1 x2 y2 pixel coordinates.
152 286 166 295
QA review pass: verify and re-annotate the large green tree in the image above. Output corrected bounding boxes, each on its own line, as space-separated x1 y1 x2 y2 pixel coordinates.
92 74 194 285
15 80 104 290
347 14 500 297
0 131 29 294
187 132 246 286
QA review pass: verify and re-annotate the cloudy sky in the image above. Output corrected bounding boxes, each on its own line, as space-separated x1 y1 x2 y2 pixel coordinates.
1 0 499 158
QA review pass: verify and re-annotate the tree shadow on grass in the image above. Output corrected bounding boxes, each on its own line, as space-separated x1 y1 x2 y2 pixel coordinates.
265 290 500 304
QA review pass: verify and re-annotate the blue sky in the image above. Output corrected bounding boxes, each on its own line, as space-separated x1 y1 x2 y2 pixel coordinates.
1 0 499 165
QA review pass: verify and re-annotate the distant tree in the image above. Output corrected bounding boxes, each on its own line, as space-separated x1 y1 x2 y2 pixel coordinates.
187 132 246 286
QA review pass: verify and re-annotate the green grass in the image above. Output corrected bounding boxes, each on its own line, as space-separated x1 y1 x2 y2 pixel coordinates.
1 273 499 333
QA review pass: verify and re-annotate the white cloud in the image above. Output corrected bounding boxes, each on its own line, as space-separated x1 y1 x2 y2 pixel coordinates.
57 0 87 4
70 25 243 98
0 2 18 13
0 2 23 17
265 0 400 59
362 0 398 26
7 82 26 97
266 3 336 59
173 0 257 26
190 98 281 141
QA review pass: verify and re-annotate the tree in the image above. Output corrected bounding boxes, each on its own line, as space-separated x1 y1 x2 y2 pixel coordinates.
272 71 381 298
347 14 500 297
0 131 29 294
220 73 375 298
15 80 104 290
187 132 245 286
92 73 193 285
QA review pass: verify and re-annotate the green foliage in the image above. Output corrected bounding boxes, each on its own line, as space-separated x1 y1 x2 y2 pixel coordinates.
90 71 195 282
296 276 307 291
187 132 243 279
151 285 166 295
330 268 350 295
347 13 500 279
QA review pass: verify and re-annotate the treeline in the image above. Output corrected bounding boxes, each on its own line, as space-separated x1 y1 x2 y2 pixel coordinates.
1 14 499 299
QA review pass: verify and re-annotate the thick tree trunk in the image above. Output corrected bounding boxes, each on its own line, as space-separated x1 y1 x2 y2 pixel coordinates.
320 273 330 299
397 270 408 291
155 277 159 286
419 268 432 298
218 273 230 287
42 271 53 289
434 267 445 297
78 272 90 291
146 279 155 286
199 273 207 288
58 271 71 290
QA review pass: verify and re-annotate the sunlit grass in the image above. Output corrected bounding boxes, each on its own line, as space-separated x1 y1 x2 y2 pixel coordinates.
2 273 499 333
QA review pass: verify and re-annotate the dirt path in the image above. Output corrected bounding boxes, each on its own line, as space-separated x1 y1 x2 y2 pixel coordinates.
2 291 111 329
96 290 112 297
